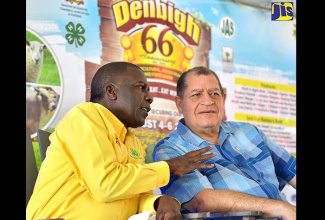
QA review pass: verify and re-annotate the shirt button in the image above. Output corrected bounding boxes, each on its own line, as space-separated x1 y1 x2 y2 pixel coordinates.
235 146 240 151
257 179 261 183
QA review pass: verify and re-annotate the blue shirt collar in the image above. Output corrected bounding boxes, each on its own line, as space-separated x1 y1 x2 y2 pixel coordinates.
177 118 233 146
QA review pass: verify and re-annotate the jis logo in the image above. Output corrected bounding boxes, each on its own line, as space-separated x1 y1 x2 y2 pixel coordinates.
271 2 294 21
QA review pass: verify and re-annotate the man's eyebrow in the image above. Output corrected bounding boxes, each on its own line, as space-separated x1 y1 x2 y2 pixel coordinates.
189 88 220 93
133 81 146 85
189 89 204 93
208 88 221 92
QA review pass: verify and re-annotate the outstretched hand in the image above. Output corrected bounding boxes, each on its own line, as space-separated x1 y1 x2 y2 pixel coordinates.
166 146 216 177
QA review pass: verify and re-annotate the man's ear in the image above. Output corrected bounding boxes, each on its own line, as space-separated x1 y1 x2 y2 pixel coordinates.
174 96 183 113
105 84 117 100
223 93 227 105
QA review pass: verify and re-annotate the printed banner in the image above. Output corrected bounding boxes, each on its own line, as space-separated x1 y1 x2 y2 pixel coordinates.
26 0 296 163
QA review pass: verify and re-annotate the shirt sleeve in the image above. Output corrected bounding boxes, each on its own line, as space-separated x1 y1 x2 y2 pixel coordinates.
138 191 181 213
56 107 171 203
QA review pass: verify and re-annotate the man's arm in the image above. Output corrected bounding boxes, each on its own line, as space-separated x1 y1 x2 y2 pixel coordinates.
288 175 296 189
182 188 296 220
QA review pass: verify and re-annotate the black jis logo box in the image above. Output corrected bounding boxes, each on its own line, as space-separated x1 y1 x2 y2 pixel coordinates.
271 2 294 21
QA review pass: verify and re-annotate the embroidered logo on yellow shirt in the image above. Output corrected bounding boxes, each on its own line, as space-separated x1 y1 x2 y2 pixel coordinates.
130 148 142 159
115 133 121 148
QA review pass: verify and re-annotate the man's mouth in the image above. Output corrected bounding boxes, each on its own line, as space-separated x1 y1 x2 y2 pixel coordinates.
199 110 215 114
141 107 151 112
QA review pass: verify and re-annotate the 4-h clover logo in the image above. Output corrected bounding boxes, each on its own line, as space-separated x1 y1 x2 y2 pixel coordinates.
65 21 86 48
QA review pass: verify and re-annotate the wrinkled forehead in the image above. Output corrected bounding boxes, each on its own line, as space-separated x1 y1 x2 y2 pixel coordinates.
185 72 221 90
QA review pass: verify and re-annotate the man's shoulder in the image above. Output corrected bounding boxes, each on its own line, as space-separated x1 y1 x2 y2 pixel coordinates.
157 129 178 140
73 102 109 114
75 101 98 108
154 129 181 146
69 102 93 111
63 102 109 122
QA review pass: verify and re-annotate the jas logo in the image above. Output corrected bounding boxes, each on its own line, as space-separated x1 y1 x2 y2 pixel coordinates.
220 16 235 39
271 2 294 21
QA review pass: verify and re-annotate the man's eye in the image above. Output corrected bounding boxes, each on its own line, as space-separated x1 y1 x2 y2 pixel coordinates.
210 92 220 97
137 85 148 91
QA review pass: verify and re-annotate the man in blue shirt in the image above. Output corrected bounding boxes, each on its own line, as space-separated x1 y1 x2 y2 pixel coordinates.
152 66 296 220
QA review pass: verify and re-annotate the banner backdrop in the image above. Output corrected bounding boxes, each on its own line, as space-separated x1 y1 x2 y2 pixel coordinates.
26 0 296 164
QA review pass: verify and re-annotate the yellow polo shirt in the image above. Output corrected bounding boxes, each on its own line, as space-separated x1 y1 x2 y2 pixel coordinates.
26 102 174 220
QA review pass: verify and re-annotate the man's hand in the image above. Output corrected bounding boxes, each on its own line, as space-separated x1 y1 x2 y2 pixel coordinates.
166 146 216 177
154 196 183 220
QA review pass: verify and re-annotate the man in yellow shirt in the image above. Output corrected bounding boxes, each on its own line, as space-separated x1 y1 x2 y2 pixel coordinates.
26 61 216 220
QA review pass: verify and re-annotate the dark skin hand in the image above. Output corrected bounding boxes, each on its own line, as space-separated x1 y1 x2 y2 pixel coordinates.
152 146 216 219
154 196 183 220
165 146 216 177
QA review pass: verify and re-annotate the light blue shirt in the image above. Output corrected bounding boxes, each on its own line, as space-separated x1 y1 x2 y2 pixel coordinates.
152 119 296 205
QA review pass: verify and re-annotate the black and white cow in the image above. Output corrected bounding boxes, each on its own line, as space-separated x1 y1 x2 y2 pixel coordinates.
26 86 57 135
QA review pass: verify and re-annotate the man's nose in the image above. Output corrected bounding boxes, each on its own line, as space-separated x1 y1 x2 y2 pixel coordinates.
201 100 215 105
201 94 215 105
145 93 153 104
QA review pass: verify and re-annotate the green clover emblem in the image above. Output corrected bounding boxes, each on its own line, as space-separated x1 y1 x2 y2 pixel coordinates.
65 21 86 48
